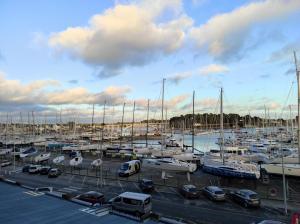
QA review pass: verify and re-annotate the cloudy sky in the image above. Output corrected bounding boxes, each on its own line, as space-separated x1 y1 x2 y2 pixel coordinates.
0 0 300 122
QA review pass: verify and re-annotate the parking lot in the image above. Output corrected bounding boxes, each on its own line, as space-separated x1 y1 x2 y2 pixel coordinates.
0 181 163 224
0 159 294 224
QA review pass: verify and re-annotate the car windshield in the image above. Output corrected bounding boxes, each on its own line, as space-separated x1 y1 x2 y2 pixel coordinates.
144 180 153 185
120 163 129 170
188 187 197 192
249 194 258 199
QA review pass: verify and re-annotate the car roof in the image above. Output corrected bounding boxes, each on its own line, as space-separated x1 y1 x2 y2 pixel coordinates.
183 184 196 189
84 191 103 196
141 178 152 182
119 192 150 201
207 186 223 191
239 189 257 195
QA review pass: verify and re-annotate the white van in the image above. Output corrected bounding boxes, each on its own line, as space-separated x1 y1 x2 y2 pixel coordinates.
111 192 152 216
118 160 141 177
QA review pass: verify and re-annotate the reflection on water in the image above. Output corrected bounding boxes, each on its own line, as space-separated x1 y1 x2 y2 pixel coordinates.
133 130 236 152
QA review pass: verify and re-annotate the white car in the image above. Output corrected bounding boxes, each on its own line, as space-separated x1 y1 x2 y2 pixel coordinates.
28 165 42 174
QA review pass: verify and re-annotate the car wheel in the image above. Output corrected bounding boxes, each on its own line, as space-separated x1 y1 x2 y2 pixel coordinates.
244 202 248 208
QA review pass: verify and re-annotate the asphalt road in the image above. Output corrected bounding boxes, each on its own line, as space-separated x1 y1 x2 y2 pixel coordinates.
0 165 291 224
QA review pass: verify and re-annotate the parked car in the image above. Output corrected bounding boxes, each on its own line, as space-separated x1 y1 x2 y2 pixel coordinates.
110 192 152 216
139 179 154 192
39 166 51 175
48 168 62 178
75 191 105 205
179 185 200 199
28 165 42 174
22 164 31 172
202 186 226 201
1 160 12 167
230 189 260 208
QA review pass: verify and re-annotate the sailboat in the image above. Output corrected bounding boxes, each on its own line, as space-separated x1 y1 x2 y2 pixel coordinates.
34 152 51 163
202 88 261 180
143 158 197 173
53 155 65 164
259 51 300 177
91 158 103 167
69 156 83 166
19 147 38 158
142 79 197 181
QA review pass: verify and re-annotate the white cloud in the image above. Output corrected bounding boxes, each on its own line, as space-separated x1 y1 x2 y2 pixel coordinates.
199 64 229 75
0 71 59 105
189 0 300 61
49 0 192 78
0 71 131 106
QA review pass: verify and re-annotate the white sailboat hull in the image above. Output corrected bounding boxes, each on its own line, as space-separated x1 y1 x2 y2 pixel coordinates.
261 164 300 177
143 158 197 173
34 153 51 163
70 156 83 166
53 155 65 164
91 159 103 167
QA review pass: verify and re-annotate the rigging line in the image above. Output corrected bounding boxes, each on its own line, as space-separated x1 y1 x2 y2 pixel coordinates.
279 80 295 119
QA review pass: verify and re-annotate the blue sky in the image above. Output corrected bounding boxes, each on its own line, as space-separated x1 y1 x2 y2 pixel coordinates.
0 0 300 122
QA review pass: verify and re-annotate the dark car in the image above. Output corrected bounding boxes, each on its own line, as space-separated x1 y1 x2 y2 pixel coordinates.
22 164 31 172
40 166 51 175
48 168 62 178
230 189 260 208
76 191 105 205
202 186 226 201
179 185 200 199
1 160 12 167
139 179 154 192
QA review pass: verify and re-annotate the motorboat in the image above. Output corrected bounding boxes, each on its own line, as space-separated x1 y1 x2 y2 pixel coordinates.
69 156 83 166
91 158 103 167
34 153 51 163
19 147 38 158
53 155 65 164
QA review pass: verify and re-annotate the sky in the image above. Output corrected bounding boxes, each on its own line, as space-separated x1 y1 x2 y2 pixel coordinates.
0 0 300 123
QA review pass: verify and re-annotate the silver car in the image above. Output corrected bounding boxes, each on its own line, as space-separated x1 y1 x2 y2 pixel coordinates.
202 186 226 201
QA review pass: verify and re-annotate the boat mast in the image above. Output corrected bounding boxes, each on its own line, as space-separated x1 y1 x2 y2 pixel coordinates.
131 101 135 148
220 88 225 165
119 102 125 148
161 78 165 151
294 51 300 164
192 90 195 153
146 99 150 148
101 100 106 151
92 103 95 135
289 105 294 144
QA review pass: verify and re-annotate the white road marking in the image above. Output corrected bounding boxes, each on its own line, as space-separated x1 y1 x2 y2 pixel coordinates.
79 207 109 217
23 191 44 197
118 180 124 191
